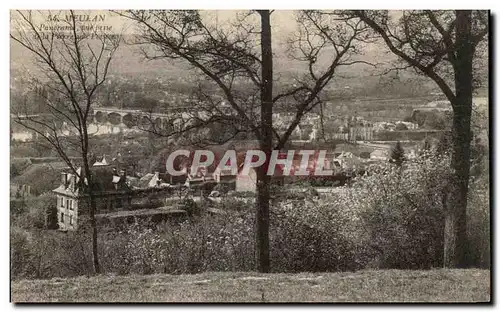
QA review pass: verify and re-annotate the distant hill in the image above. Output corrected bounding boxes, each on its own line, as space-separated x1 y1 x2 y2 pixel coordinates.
10 34 392 80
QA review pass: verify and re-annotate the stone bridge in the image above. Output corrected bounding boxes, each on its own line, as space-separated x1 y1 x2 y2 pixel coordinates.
92 107 201 130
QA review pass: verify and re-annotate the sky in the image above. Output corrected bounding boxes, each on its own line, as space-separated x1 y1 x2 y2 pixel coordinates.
10 10 388 79
10 10 299 37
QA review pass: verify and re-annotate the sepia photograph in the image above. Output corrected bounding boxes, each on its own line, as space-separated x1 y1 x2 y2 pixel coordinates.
8 6 491 303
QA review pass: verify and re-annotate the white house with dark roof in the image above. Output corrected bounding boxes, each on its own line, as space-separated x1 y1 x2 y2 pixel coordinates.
370 149 389 161
53 161 170 230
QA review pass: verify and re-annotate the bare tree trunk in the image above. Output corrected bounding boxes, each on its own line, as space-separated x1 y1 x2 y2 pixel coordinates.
444 10 474 268
82 127 101 275
88 193 101 274
319 102 326 141
256 10 273 273
256 166 271 273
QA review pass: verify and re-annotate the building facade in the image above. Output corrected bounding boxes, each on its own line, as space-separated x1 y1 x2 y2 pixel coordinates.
53 165 168 230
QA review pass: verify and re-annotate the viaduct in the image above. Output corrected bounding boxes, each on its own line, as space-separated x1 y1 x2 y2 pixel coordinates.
92 107 199 130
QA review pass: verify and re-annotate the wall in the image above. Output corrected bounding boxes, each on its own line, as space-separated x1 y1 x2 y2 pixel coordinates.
235 169 257 192
57 195 79 230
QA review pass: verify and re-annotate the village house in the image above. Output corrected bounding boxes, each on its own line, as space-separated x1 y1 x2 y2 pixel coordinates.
348 121 374 141
213 168 236 184
370 149 389 161
52 161 168 231
235 165 285 192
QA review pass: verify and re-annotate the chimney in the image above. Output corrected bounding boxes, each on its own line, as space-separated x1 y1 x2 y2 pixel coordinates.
61 172 68 187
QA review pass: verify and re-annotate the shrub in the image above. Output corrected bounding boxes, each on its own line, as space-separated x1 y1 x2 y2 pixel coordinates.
11 164 62 196
423 113 450 130
178 198 202 217
10 158 32 178
10 227 92 279
346 154 451 269
96 195 361 275
10 155 490 278
467 167 490 268
11 194 56 230
389 141 406 167
403 115 413 122
270 196 360 272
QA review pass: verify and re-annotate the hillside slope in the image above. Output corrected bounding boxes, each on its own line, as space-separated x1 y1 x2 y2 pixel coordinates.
11 269 490 303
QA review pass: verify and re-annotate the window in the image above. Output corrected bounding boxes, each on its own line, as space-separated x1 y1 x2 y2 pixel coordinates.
60 212 64 223
60 197 64 207
69 215 73 226
66 199 69 209
69 200 73 210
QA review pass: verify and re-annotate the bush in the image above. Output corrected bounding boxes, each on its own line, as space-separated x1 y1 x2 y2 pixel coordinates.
11 164 62 196
10 158 32 178
97 195 361 275
423 113 450 130
403 115 414 122
11 194 56 230
10 155 490 278
10 227 92 279
178 198 202 217
467 167 490 268
270 196 360 272
346 154 451 269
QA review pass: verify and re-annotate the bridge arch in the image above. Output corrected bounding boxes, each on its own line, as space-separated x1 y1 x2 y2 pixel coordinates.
154 118 162 130
139 116 151 129
95 111 107 123
122 114 136 128
108 112 122 125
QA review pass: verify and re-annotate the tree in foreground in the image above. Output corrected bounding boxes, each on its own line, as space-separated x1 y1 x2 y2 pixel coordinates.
11 10 121 274
347 10 488 267
390 141 406 167
118 10 374 272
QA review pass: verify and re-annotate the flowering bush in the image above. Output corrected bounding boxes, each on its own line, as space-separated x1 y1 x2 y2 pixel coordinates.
96 151 489 274
97 194 360 274
11 152 490 278
342 153 451 269
467 162 490 268
270 195 361 272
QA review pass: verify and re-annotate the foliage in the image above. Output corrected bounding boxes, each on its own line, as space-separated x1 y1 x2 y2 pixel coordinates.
270 196 360 272
389 141 406 166
423 112 451 130
178 198 202 217
10 158 32 178
10 155 490 279
403 115 414 123
466 157 490 268
11 164 63 196
346 153 452 269
11 194 56 230
10 227 92 279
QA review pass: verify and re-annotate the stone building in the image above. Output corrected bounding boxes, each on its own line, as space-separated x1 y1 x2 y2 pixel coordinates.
52 164 167 231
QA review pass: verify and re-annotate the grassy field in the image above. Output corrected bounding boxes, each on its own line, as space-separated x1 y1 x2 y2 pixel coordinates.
11 269 490 303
